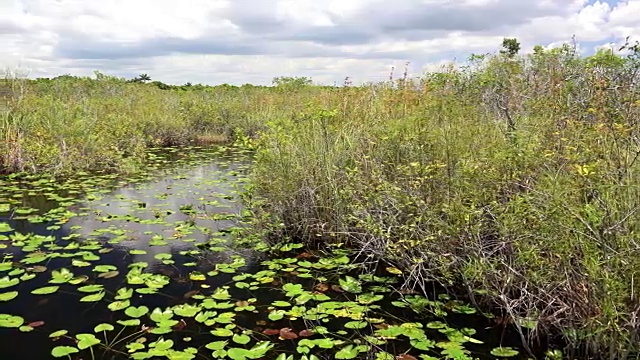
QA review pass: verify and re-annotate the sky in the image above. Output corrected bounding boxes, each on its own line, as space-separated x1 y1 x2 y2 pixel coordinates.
0 0 639 85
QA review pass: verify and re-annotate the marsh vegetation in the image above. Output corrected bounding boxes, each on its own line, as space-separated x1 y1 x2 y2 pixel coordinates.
2 39 640 359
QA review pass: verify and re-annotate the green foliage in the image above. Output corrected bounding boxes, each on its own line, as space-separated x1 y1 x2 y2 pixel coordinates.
272 76 313 90
500 38 521 58
0 75 278 174
250 41 640 358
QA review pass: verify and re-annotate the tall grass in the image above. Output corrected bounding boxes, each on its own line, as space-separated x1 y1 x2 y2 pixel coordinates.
250 44 640 358
0 74 302 174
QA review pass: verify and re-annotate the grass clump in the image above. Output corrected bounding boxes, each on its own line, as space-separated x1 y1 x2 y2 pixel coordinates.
250 41 640 358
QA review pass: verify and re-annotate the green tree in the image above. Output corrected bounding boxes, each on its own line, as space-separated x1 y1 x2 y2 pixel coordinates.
272 76 313 89
500 38 521 58
131 73 151 83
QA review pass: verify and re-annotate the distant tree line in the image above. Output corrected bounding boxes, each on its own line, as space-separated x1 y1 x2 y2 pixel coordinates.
27 37 639 93
29 71 327 92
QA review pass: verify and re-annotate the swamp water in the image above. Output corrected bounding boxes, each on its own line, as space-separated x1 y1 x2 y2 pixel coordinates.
0 146 531 360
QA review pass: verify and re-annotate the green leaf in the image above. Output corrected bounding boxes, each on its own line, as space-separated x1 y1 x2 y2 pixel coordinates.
19 325 34 332
0 291 18 301
490 347 520 357
205 341 228 351
115 287 133 300
125 306 149 318
313 338 336 349
150 307 174 322
93 264 117 273
344 321 368 329
268 310 285 321
339 276 362 293
108 299 130 311
127 342 146 352
51 346 79 358
271 300 291 307
189 272 206 281
357 293 384 304
282 283 304 296
94 323 115 332
0 276 19 289
50 268 74 284
77 284 104 293
151 338 174 351
166 350 196 360
247 341 274 358
336 345 359 359
173 304 201 317
410 337 436 351
71 259 92 267
452 304 476 315
233 334 251 345
31 286 60 295
19 273 36 281
49 329 68 338
227 348 249 360
76 333 101 350
0 314 24 328
376 352 395 360
98 270 120 279
211 288 231 300
117 319 141 327
80 291 105 302
210 328 234 337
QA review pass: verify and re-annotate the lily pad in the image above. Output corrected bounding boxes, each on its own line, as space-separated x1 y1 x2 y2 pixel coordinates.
490 347 520 357
0 291 18 301
125 306 149 318
51 346 79 358
0 314 24 328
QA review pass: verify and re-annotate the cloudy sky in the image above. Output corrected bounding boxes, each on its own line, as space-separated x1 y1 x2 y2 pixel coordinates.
0 0 638 85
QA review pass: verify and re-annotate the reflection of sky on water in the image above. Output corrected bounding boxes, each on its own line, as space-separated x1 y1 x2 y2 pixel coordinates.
57 158 258 269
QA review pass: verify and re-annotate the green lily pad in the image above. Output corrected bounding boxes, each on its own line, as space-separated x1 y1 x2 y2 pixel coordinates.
210 328 234 337
93 264 117 273
490 347 520 357
108 299 131 311
51 346 79 358
94 323 115 332
0 314 24 328
173 304 201 317
232 334 251 345
49 329 69 338
0 276 19 289
76 333 101 349
0 291 18 301
80 291 105 302
117 319 141 327
77 284 104 293
125 306 150 318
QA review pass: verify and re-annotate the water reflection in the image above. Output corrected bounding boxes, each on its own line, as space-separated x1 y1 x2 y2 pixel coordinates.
57 158 255 269
0 151 263 358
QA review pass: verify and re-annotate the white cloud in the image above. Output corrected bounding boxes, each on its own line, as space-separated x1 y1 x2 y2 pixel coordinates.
0 0 638 85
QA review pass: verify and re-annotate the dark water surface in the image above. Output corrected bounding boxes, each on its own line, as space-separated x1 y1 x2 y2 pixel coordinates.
0 146 534 360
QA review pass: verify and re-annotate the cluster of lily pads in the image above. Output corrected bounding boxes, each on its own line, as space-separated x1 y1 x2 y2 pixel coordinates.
1 146 523 359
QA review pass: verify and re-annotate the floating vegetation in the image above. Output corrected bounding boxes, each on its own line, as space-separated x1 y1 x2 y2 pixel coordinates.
0 146 527 359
